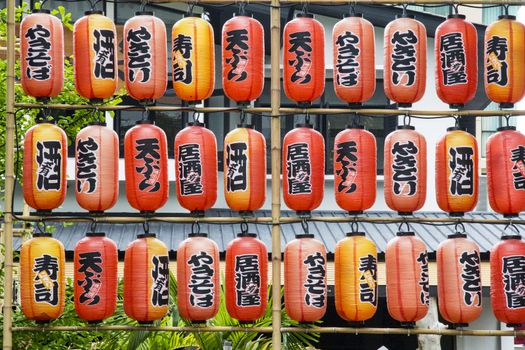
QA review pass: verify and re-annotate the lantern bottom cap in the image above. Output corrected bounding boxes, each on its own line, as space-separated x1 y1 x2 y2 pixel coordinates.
89 98 104 104
399 322 415 328
35 96 50 103
87 320 103 324
140 210 156 216
448 212 465 217
348 210 364 215
507 323 522 328
348 102 363 108
184 100 202 106
137 321 154 325
35 320 52 325
345 320 367 327
138 99 155 106
397 103 412 108
398 211 414 216
89 210 105 215
190 210 205 217
449 103 464 109
236 101 251 106
296 101 312 108
189 320 207 325
238 320 256 324
238 210 255 218
296 210 311 218
34 209 52 215
500 102 515 109
503 213 520 218
448 323 469 329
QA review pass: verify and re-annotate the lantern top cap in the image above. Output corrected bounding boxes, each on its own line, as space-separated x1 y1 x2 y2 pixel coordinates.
135 11 154 16
32 9 51 13
237 123 253 129
88 121 107 126
296 12 314 18
497 126 516 131
447 233 467 239
447 14 466 19
396 231 415 237
344 13 363 18
33 232 52 238
346 231 365 237
295 233 315 239
346 124 364 129
86 232 106 237
502 234 522 240
447 126 466 132
499 15 516 20
85 10 104 15
296 123 313 128
188 232 208 238
36 119 56 124
396 125 415 130
184 14 202 18
237 232 257 238
396 14 415 19
136 120 154 125
187 121 205 127
137 233 156 239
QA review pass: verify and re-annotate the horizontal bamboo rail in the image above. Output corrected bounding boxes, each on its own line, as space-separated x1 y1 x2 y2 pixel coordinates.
12 326 274 333
147 0 525 4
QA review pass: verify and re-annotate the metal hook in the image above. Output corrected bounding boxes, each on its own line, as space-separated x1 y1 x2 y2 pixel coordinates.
192 220 201 235
503 4 510 17
398 219 410 233
301 218 309 235
348 2 355 16
301 1 308 14
454 220 466 235
192 111 200 124
143 220 150 235
187 1 196 16
140 0 148 12
453 3 459 15
454 115 460 129
403 112 412 127
305 111 311 125
90 219 97 233
238 1 246 16
35 219 46 235
402 3 408 17
504 220 520 235
240 219 249 235
504 114 511 128
240 109 246 125
351 217 359 234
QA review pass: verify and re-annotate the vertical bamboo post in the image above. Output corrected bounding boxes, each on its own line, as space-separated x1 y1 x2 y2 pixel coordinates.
270 0 282 348
3 0 16 348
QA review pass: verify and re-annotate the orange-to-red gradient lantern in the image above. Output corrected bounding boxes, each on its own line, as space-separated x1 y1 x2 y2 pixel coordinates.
435 14 478 109
20 9 64 100
222 15 264 104
23 120 67 212
284 234 327 322
172 16 215 102
334 126 376 214
487 126 525 217
224 125 266 215
174 122 217 215
124 233 169 322
435 127 478 216
283 13 325 106
384 15 427 107
74 232 118 322
491 234 525 327
384 126 427 215
484 15 525 109
177 233 220 322
283 124 325 215
124 11 167 103
335 232 378 322
20 233 65 322
75 122 119 213
225 232 268 322
437 233 482 326
386 232 429 326
124 120 169 213
332 14 375 107
74 11 118 101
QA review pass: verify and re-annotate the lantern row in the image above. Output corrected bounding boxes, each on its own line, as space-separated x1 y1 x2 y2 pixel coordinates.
19 228 525 328
19 9 525 109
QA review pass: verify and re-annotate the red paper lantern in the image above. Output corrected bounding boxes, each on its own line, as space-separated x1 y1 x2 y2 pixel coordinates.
124 12 167 103
384 126 427 214
75 122 119 213
174 122 217 215
283 13 325 106
384 15 427 107
177 233 220 322
332 14 375 106
437 234 482 326
20 9 64 99
225 232 268 322
333 126 376 214
487 126 525 217
284 235 327 322
435 127 478 216
222 15 264 104
223 125 266 214
435 14 478 109
23 120 67 212
74 232 118 322
491 234 525 327
386 232 429 326
282 124 325 214
124 120 169 213
124 233 169 322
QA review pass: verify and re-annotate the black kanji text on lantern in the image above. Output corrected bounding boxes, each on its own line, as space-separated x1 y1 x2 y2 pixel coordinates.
151 255 169 307
178 143 203 196
486 35 509 87
33 254 60 306
173 34 193 84
502 255 525 309
286 142 312 195
288 31 312 84
24 24 52 80
359 254 377 305
76 137 99 194
391 140 418 196
187 251 215 308
36 140 62 192
417 251 430 306
135 138 162 192
449 146 474 196
92 29 115 79
126 26 152 83
234 254 261 307
391 30 418 87
440 32 467 86
303 252 326 308
335 31 360 87
335 141 358 194
459 250 482 307
225 29 249 82
226 141 248 192
77 251 103 305
511 146 525 190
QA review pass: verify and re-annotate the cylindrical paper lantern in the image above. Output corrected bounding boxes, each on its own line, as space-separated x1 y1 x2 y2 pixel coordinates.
75 122 119 213
487 126 525 217
224 125 266 214
284 234 327 322
334 126 376 214
484 15 525 108
74 11 118 101
437 234 482 326
23 120 67 212
384 126 427 215
332 14 375 106
384 15 427 107
222 15 264 104
174 122 217 215
386 232 429 325
20 9 64 99
124 12 167 103
435 127 478 216
124 120 169 213
283 13 325 105
124 233 169 322
435 14 478 109
283 124 325 215
172 16 215 102
74 232 118 322
20 233 65 322
225 232 268 322
177 233 220 322
491 234 525 327
335 232 378 322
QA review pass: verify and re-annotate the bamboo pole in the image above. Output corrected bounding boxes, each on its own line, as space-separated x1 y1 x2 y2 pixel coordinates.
3 0 16 348
13 326 274 333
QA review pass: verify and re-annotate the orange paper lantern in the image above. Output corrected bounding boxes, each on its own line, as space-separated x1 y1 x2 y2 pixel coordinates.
23 120 67 212
124 120 169 213
283 13 325 106
177 233 220 322
332 14 375 107
384 126 427 215
74 232 118 322
282 124 325 215
20 9 64 99
222 15 264 104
